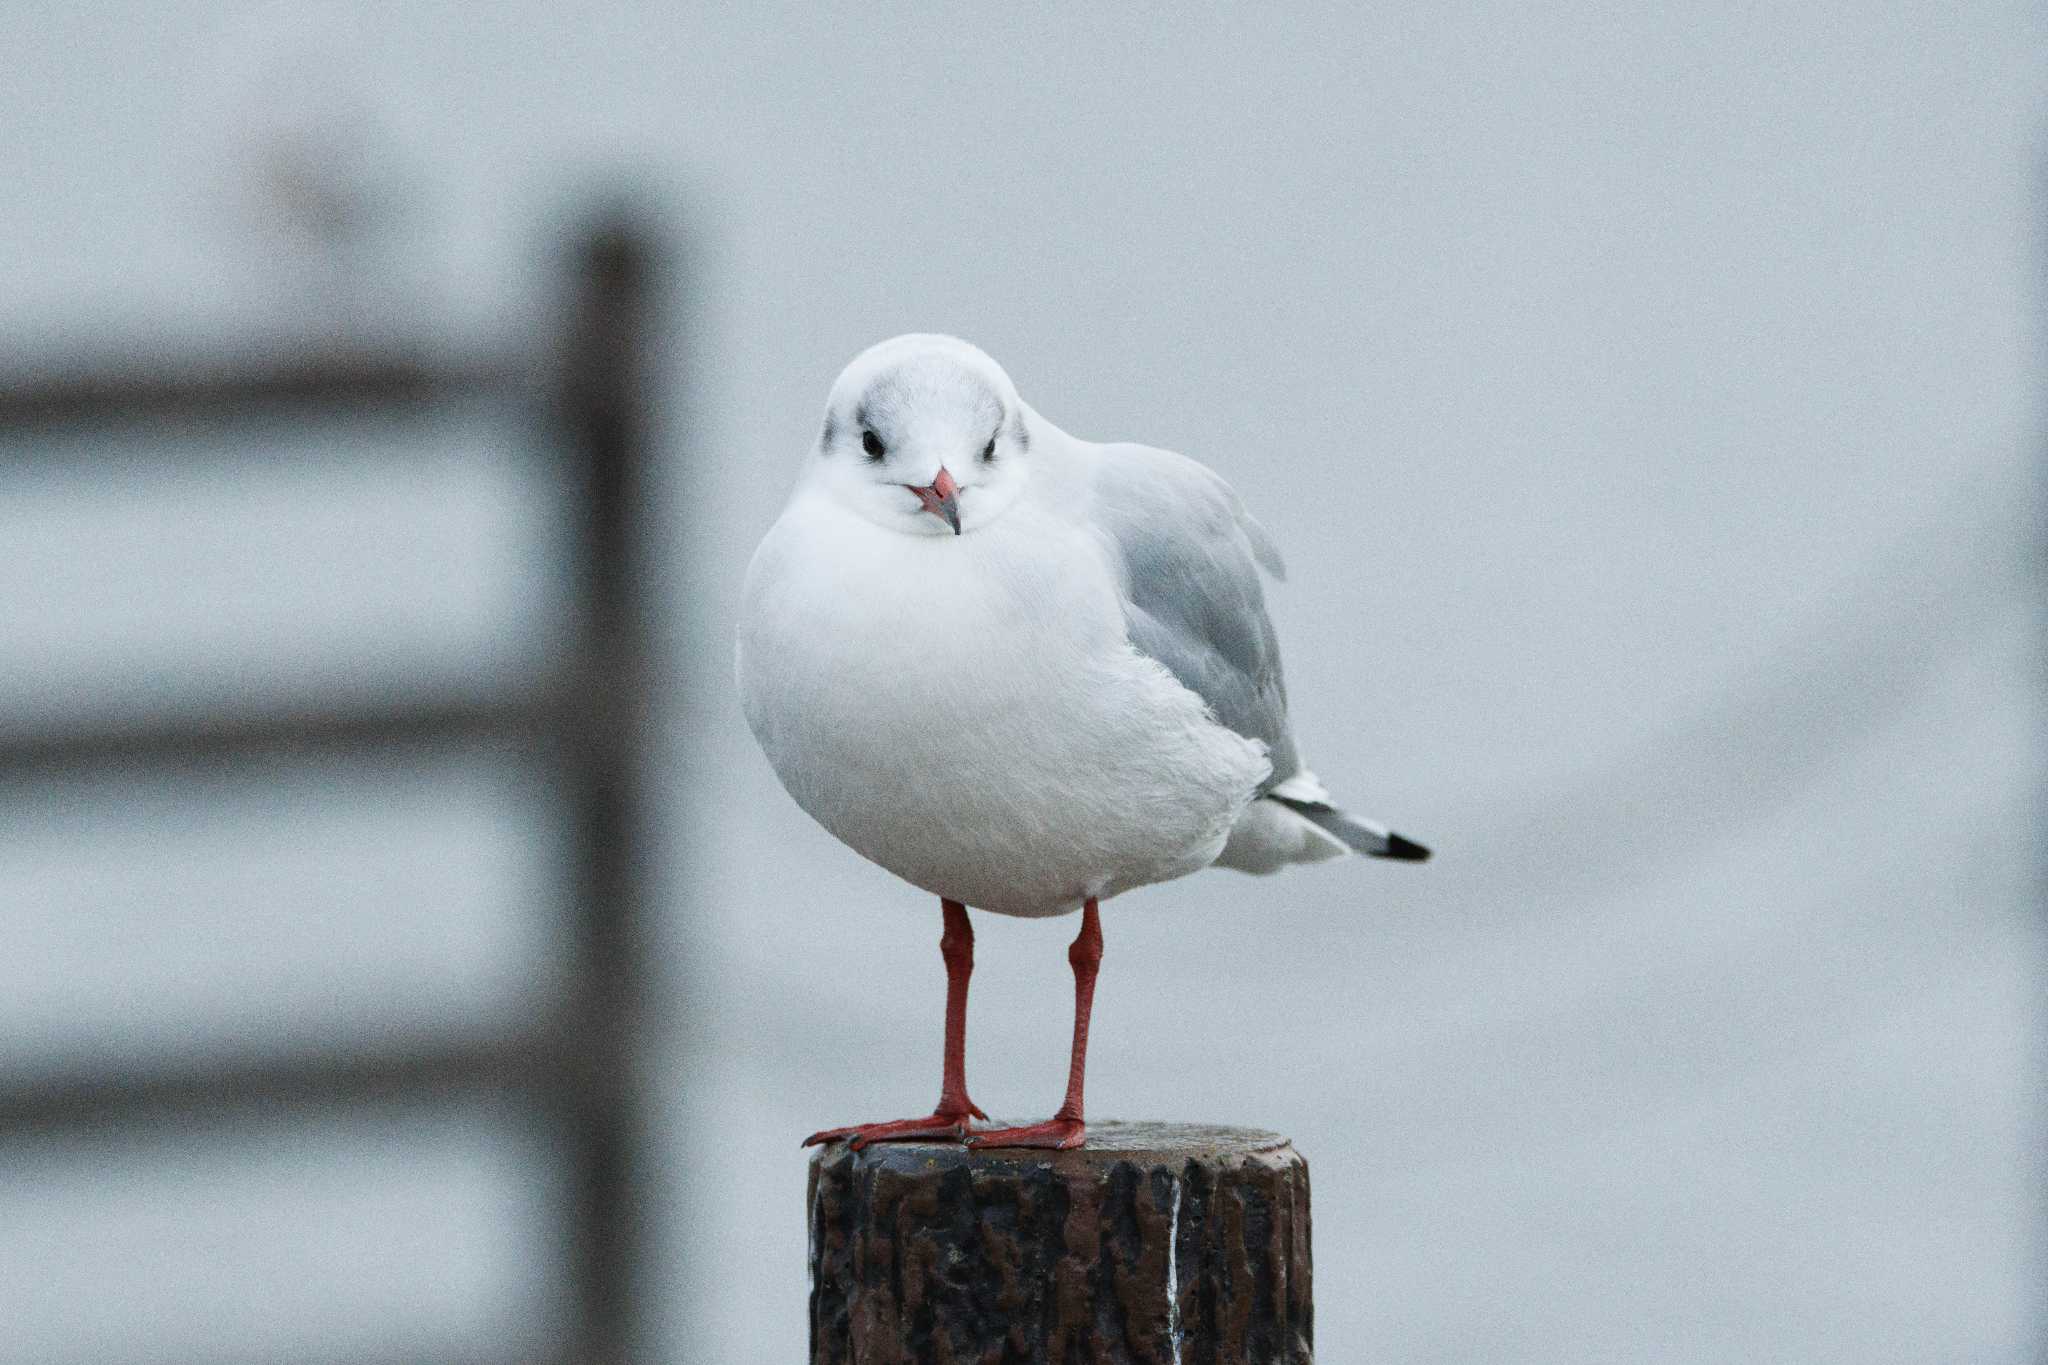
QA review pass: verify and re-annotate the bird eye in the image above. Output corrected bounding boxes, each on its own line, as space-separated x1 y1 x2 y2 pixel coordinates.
981 436 997 463
861 430 886 461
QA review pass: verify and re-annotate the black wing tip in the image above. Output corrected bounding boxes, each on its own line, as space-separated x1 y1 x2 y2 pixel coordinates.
1373 833 1432 862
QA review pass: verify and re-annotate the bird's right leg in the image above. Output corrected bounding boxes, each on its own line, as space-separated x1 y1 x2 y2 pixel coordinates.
802 898 989 1150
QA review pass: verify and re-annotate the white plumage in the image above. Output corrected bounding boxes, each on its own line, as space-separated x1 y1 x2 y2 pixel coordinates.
738 334 1424 921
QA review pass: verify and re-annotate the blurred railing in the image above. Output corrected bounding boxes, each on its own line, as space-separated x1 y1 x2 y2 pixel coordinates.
0 215 663 1365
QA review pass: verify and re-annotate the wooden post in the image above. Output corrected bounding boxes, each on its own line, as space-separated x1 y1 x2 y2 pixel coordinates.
808 1122 1313 1365
555 212 660 1365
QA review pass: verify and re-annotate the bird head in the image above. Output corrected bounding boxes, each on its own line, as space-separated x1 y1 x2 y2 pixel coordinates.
809 334 1033 537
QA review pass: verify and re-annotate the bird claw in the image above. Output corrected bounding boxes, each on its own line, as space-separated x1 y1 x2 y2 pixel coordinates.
801 1109 982 1150
966 1117 1086 1150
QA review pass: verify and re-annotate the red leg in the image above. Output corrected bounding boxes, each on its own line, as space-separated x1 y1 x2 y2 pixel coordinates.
803 899 988 1149
970 898 1102 1150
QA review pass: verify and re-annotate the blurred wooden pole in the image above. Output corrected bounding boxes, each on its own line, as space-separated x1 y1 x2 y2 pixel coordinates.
556 210 661 1365
807 1122 1313 1365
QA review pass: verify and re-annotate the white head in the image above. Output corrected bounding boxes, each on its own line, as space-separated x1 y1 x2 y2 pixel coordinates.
808 334 1033 537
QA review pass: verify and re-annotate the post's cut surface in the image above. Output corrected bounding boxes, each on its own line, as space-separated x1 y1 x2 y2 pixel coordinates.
808 1120 1312 1365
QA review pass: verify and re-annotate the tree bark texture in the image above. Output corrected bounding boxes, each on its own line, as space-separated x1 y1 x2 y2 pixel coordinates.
808 1120 1312 1365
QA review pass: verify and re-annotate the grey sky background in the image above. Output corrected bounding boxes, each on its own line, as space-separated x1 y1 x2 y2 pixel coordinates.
0 4 2041 1362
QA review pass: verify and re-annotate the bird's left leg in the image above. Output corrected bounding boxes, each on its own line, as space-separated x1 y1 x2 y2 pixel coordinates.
969 897 1102 1150
803 898 989 1149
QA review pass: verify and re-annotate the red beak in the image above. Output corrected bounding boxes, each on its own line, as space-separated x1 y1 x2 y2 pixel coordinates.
908 466 962 535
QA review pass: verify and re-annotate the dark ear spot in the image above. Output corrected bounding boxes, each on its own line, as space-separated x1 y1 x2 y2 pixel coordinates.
820 413 839 449
1011 415 1030 452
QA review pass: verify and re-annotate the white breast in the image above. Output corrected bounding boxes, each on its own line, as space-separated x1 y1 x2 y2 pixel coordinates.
737 490 1269 917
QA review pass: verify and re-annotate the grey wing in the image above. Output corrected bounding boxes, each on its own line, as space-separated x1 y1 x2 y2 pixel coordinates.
1089 443 1301 790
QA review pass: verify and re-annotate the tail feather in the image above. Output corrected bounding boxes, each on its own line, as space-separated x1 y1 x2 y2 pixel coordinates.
1269 794 1431 862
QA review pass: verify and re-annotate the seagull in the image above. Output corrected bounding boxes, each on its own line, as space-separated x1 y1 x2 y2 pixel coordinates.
738 334 1428 1150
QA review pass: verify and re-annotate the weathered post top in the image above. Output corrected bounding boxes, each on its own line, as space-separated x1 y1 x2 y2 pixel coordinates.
808 1121 1312 1365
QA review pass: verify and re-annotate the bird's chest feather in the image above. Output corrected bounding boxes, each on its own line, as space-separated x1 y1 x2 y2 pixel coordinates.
740 499 1266 912
747 509 1124 790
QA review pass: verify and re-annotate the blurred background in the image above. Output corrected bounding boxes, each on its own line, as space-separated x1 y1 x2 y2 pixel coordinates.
1 4 2039 1363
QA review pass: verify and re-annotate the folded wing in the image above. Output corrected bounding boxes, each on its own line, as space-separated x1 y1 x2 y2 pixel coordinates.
1088 442 1301 791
